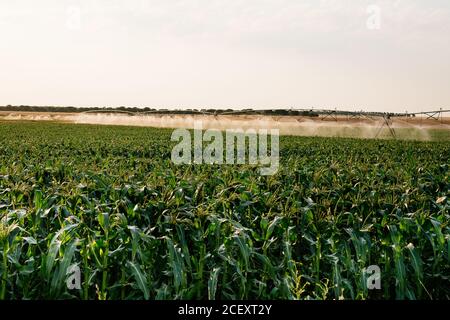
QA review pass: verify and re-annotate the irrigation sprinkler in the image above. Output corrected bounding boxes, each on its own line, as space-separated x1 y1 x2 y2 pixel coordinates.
425 110 441 120
410 108 449 122
321 108 338 121
349 111 364 120
374 114 396 139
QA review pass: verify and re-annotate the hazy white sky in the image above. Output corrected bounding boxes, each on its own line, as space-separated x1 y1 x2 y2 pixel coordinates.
1 0 449 112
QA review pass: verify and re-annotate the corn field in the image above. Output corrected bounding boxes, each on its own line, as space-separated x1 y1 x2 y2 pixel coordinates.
0 122 449 300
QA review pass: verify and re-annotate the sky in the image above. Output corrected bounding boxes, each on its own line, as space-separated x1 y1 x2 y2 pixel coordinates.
1 0 449 113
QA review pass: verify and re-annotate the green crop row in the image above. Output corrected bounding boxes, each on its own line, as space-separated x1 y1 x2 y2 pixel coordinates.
0 122 449 300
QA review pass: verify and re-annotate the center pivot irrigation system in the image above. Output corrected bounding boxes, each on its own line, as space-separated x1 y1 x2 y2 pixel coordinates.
78 107 449 139
75 107 450 139
78 107 449 118
1 105 448 139
284 108 450 139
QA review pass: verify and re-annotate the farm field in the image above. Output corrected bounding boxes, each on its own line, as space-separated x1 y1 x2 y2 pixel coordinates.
0 121 449 300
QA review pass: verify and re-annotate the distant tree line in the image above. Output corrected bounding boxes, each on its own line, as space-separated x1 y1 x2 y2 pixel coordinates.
0 105 320 117
1 105 414 118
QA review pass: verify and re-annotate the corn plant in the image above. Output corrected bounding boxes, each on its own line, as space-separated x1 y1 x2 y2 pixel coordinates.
0 121 448 300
